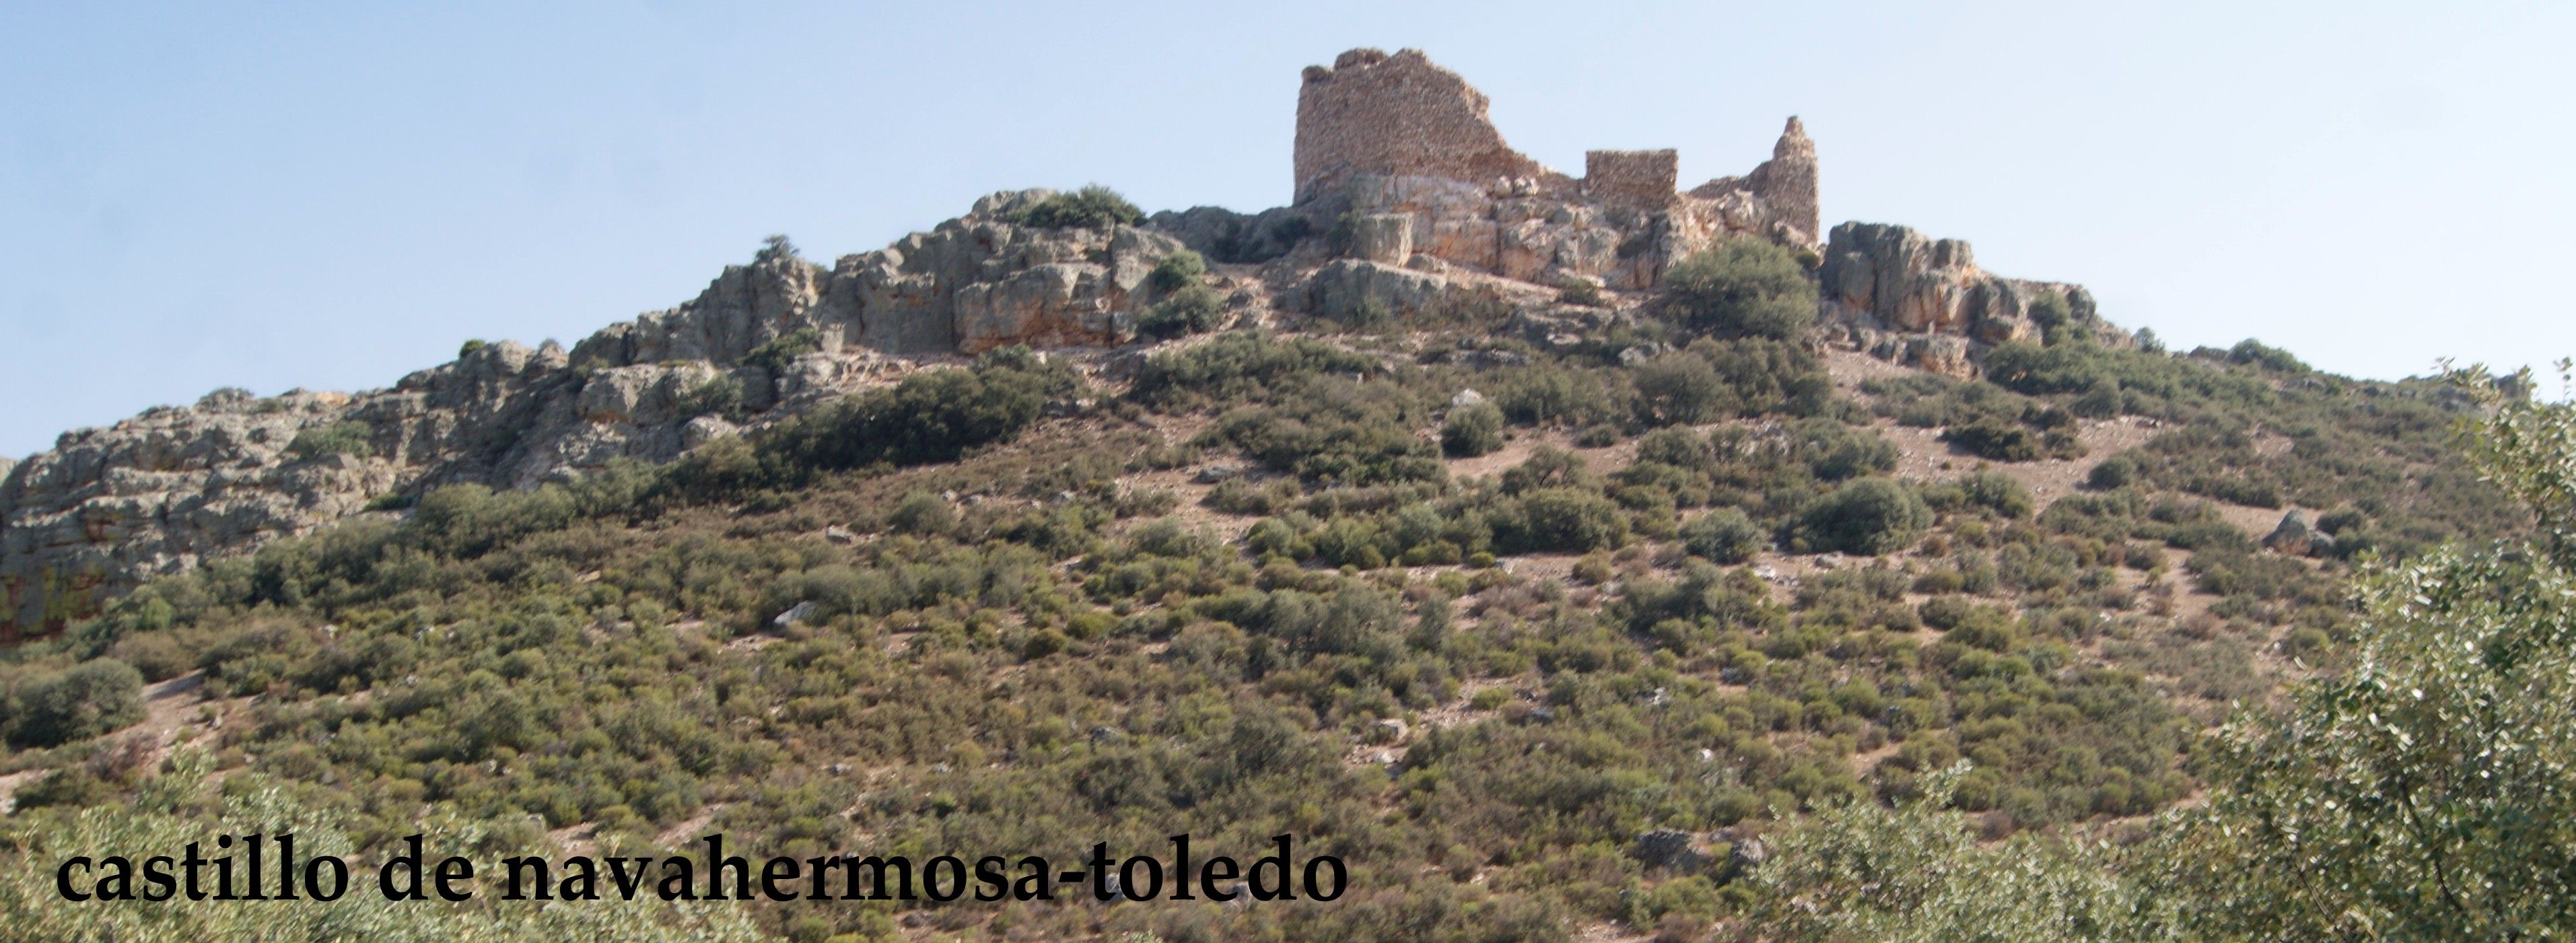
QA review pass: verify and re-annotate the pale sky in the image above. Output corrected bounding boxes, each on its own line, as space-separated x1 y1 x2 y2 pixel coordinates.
5 1 2571 458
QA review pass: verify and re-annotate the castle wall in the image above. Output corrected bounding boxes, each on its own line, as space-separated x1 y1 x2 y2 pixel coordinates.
1293 48 1548 201
1584 150 1679 211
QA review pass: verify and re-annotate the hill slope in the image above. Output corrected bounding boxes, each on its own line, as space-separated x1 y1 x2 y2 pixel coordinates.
0 46 2536 943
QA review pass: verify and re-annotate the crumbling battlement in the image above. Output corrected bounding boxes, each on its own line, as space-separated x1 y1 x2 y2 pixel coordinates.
1584 150 1679 212
1294 49 1554 202
1289 48 1821 290
1701 117 1819 247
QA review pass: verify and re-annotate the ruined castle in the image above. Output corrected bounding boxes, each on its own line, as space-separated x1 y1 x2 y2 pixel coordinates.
1286 47 1819 289
0 47 2109 634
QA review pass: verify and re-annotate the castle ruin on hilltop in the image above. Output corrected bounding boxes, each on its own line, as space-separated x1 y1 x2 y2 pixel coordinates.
0 46 2118 635
1280 48 1819 291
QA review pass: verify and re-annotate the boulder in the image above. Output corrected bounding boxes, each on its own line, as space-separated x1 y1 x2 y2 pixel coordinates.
2265 509 2334 557
1306 259 1451 322
1904 335 1976 379
1631 829 1710 874
1147 205 1313 264
1727 837 1770 876
681 415 738 450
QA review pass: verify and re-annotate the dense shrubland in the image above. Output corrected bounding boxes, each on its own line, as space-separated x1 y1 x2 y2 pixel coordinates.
1748 367 2576 939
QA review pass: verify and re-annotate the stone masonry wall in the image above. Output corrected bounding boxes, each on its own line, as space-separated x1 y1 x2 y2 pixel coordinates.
1294 48 1551 201
1584 150 1679 212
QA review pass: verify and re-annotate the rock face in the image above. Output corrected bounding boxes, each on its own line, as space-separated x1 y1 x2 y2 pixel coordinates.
573 190 1188 361
1350 213 1414 264
1 189 1191 635
1304 259 1453 322
1818 221 2121 374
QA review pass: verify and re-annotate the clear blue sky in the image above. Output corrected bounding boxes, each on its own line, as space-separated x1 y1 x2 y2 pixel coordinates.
5 1 2571 458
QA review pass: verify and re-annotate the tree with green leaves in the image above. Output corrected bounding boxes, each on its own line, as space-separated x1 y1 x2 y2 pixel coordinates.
1751 365 2576 940
2157 364 2576 939
1659 237 1816 340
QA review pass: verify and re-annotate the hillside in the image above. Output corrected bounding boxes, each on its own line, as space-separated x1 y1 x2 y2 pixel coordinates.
0 48 2545 942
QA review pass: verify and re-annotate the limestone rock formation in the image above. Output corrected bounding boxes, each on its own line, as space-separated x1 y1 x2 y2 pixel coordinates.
1819 221 2120 374
1303 259 1453 322
2 189 1193 633
1142 205 1311 265
3 390 410 640
1349 213 1414 264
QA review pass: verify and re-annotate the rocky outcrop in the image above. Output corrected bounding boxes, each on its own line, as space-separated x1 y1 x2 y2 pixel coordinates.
1819 221 2121 374
2 189 1193 635
0 386 440 639
572 190 1189 361
1143 205 1311 265
2266 509 2333 557
1302 259 1453 322
1350 213 1414 265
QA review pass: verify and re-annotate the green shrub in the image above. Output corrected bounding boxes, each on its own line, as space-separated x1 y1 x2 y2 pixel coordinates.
1558 278 1607 308
6 658 146 748
1803 420 1899 480
1925 470 2033 519
1634 354 1730 425
674 374 744 419
1632 427 1710 471
1682 508 1766 563
742 327 821 376
1941 418 2045 462
1442 401 1506 458
285 421 374 460
107 632 192 683
1659 238 1817 340
889 491 956 536
1006 185 1144 230
2227 339 2308 373
1797 478 1933 555
1148 250 1208 293
1700 337 1834 417
1575 424 1624 448
1494 488 1631 554
1139 283 1225 338
1202 375 1443 485
1129 332 1379 411
2088 455 2139 489
753 233 800 263
668 349 1078 497
1495 365 1622 428
1329 299 1393 331
10 766 115 810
